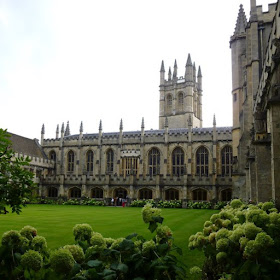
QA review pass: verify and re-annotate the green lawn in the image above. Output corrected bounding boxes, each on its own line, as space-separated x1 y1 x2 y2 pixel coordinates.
0 205 217 273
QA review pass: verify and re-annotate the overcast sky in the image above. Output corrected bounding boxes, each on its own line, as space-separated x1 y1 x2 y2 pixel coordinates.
0 0 274 140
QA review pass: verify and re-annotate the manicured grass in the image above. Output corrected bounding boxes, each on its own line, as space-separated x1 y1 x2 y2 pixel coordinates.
0 205 218 273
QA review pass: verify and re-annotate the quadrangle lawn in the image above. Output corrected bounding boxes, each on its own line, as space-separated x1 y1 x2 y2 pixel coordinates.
0 205 218 273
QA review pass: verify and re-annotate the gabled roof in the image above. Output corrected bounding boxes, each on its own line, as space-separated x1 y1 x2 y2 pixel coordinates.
8 132 47 159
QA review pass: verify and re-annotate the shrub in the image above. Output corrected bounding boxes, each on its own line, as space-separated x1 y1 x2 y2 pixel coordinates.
20 225 37 240
50 248 75 275
20 250 43 271
73 223 93 242
63 244 85 263
189 200 280 279
31 235 47 252
1 230 21 247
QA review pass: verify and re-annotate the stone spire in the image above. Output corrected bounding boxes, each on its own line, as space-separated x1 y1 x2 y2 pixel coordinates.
61 122 64 133
99 120 102 131
41 124 45 145
168 67 172 81
234 4 247 35
98 120 102 145
80 121 83 133
41 124 45 134
213 114 216 126
173 59 177 80
119 119 123 131
56 124 59 138
160 60 165 85
186 53 192 66
60 122 65 143
141 117 145 142
193 62 196 83
198 66 202 91
160 60 165 72
185 53 193 82
65 121 70 136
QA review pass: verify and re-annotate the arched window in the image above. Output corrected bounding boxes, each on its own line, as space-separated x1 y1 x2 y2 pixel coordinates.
221 189 232 201
49 150 56 162
67 150 75 172
148 148 160 176
106 149 114 174
86 150 94 172
196 146 209 177
172 147 185 176
177 92 184 111
139 188 153 200
70 187 81 198
91 187 103 199
221 146 233 176
166 94 172 114
165 188 179 200
193 189 207 201
48 187 58 198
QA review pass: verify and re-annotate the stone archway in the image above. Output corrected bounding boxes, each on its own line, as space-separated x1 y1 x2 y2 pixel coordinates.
114 187 128 206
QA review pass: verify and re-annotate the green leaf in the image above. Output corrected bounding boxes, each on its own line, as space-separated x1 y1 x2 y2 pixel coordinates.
157 243 169 254
148 221 158 233
87 260 102 268
152 216 164 224
117 263 128 273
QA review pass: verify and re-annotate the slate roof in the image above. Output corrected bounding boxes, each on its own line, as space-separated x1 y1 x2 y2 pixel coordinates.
61 126 232 140
8 132 47 159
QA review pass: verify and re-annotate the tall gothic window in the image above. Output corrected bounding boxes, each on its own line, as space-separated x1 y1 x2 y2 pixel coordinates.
122 157 138 176
91 187 103 199
148 148 160 176
221 146 233 176
70 187 81 198
67 150 75 172
139 188 153 199
193 189 207 201
196 146 209 176
165 188 179 200
106 149 114 174
49 150 56 161
86 150 94 172
178 92 184 112
172 147 185 176
166 94 172 114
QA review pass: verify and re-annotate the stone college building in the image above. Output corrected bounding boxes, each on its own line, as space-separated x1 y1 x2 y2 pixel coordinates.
9 0 280 205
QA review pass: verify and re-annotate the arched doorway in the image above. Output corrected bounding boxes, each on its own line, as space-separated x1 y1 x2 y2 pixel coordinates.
221 188 232 201
165 188 179 200
69 187 81 199
91 187 103 199
48 187 58 198
114 188 128 206
139 188 153 200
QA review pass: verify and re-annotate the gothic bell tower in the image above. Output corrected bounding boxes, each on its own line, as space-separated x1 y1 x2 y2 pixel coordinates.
159 54 203 129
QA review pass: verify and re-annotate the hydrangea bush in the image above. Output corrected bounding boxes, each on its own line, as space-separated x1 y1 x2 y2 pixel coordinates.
189 199 280 279
0 204 186 279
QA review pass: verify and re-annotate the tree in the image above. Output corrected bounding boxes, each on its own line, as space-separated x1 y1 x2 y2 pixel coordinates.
0 128 35 214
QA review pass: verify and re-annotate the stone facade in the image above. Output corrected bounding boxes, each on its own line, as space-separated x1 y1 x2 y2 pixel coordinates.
39 54 233 202
230 0 280 205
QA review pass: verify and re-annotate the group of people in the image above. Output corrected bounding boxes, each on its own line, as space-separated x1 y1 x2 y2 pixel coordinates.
111 197 128 207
